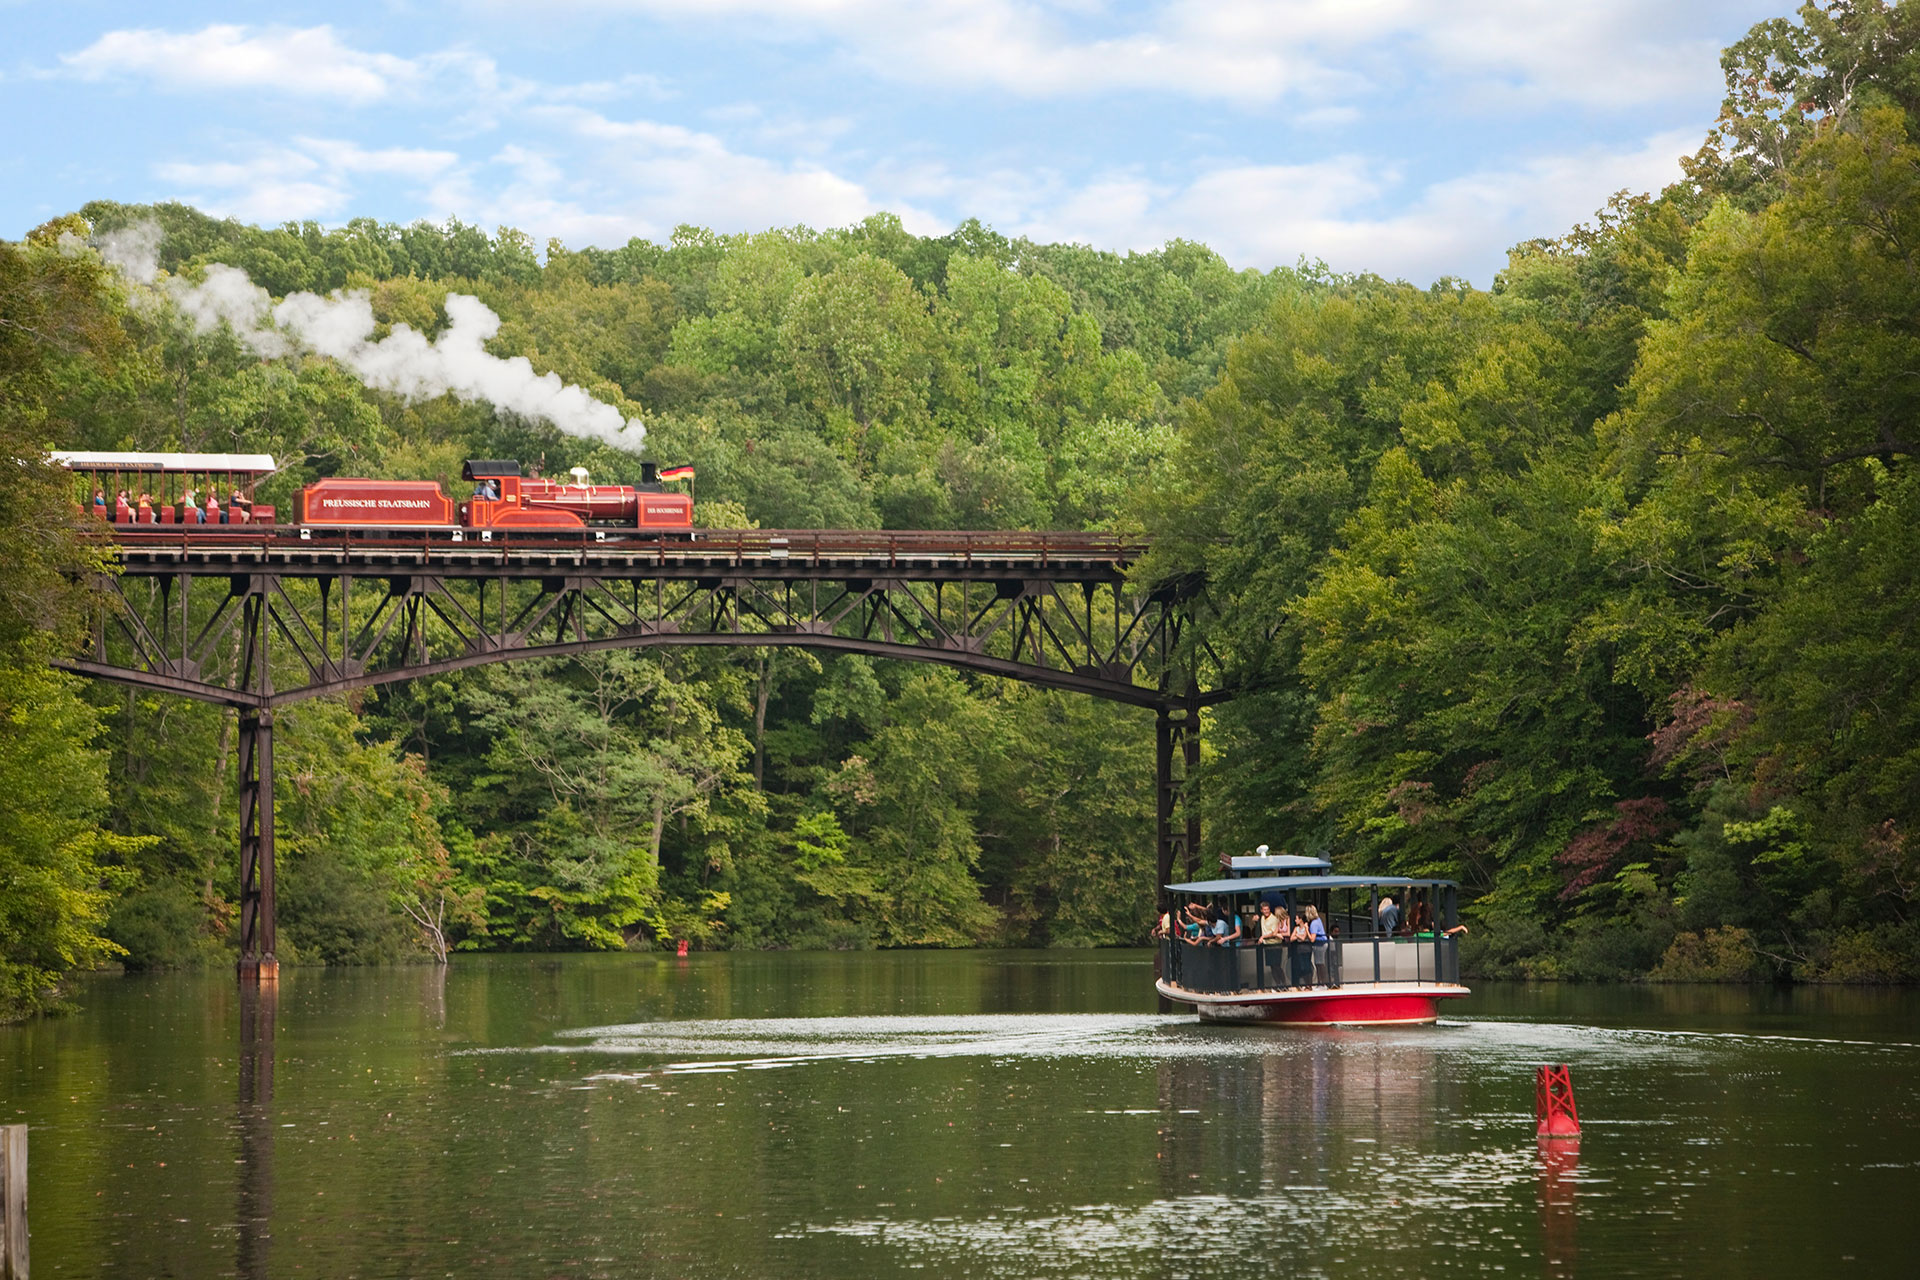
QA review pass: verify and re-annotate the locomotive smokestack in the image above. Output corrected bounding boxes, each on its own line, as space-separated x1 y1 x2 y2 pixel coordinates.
640 462 659 484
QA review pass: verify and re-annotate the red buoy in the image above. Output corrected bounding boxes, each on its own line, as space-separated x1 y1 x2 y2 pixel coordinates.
676 939 690 958
1536 1064 1581 1138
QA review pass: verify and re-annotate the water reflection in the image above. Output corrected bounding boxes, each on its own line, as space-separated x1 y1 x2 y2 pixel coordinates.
1537 1139 1579 1279
3 956 1918 1279
235 982 275 1280
419 962 448 1030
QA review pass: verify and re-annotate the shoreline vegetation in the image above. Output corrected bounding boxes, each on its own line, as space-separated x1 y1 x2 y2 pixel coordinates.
5 2 1919 1018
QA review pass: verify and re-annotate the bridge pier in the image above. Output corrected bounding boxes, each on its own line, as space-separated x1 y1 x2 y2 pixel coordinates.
1155 691 1201 911
236 710 277 984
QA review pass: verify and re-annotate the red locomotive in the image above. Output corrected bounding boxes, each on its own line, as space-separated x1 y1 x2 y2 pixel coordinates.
55 453 694 539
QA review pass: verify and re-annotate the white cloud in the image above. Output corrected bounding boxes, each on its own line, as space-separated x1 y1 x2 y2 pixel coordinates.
154 139 464 223
62 24 421 103
533 0 1754 108
987 126 1705 282
542 72 673 104
488 105 926 242
297 138 462 179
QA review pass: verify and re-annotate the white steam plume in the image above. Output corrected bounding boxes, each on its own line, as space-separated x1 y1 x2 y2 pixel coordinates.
91 221 644 451
96 221 163 284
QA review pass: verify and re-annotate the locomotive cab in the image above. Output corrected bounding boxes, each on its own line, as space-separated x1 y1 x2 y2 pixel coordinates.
460 459 692 532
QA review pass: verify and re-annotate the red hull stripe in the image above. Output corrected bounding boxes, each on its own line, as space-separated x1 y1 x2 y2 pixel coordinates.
1157 981 1467 1026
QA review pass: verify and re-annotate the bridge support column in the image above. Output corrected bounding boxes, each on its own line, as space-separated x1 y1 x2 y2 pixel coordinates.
237 710 277 984
1155 692 1201 911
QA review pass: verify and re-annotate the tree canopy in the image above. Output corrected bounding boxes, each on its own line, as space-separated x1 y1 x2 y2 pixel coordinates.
6 1 1920 1013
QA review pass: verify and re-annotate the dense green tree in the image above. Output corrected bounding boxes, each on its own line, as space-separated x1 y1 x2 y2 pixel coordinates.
0 224 145 1015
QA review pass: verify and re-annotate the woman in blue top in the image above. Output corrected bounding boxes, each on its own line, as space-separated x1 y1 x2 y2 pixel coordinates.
1305 905 1330 985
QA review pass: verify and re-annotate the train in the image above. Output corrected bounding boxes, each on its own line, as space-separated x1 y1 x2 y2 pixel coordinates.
53 452 694 541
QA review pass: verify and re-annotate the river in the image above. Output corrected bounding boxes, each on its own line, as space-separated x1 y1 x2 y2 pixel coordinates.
3 950 1917 1277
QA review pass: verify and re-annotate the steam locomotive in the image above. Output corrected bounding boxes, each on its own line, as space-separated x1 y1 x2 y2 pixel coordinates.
54 453 694 540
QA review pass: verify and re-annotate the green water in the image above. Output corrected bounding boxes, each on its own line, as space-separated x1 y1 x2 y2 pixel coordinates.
3 951 1918 1277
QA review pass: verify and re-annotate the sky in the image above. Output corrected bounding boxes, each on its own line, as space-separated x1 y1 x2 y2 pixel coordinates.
2 1 1789 285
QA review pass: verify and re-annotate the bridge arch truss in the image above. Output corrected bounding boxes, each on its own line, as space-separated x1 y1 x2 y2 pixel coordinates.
62 530 1225 976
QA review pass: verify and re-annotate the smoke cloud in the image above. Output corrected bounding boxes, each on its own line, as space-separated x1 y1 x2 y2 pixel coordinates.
92 221 645 451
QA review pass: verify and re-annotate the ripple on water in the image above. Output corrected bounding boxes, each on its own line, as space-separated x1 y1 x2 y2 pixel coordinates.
467 1010 1920 1080
803 1152 1547 1278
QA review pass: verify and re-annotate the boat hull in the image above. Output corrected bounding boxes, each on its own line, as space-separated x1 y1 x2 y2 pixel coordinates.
1156 979 1469 1026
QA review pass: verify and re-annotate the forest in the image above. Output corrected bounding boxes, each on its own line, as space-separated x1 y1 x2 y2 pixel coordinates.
3 2 1918 1017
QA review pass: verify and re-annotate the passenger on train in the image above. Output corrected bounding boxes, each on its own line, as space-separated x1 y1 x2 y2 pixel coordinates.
206 492 223 523
136 492 153 523
92 488 106 517
228 489 252 524
473 477 500 500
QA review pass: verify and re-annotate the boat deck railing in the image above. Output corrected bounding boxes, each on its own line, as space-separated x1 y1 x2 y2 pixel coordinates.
1160 934 1460 995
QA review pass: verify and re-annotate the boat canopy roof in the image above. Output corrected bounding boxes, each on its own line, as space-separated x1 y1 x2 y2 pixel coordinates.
1168 874 1457 895
52 451 277 475
1227 854 1332 873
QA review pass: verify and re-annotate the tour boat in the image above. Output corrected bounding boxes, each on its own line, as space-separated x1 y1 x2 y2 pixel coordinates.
1156 868 1469 1026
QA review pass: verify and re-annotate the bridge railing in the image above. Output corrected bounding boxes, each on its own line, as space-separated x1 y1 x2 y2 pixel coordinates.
84 525 1154 566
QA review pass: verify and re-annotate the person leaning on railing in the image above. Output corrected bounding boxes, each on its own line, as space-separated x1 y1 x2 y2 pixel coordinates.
1288 911 1312 985
1258 902 1285 943
1305 906 1330 985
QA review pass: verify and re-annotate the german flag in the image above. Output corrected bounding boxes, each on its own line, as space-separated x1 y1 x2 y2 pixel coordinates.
656 465 695 481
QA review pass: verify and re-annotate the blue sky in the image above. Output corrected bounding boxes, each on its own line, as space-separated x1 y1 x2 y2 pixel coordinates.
3 1 1786 284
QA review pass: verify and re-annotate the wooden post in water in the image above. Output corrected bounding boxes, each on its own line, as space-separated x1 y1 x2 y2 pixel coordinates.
1 1123 26 1280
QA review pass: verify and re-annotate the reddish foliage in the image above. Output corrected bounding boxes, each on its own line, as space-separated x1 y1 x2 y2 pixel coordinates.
1386 779 1438 825
1857 820 1919 909
1646 685 1752 781
1557 797 1678 899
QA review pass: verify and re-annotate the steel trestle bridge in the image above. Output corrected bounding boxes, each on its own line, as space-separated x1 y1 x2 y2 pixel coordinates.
62 528 1226 978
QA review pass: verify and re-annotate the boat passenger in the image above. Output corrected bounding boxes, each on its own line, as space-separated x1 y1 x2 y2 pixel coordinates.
1407 899 1434 935
1289 911 1313 986
1305 906 1330 984
1208 905 1233 945
1258 902 1285 943
1376 895 1399 937
1220 907 1249 947
1180 903 1206 942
